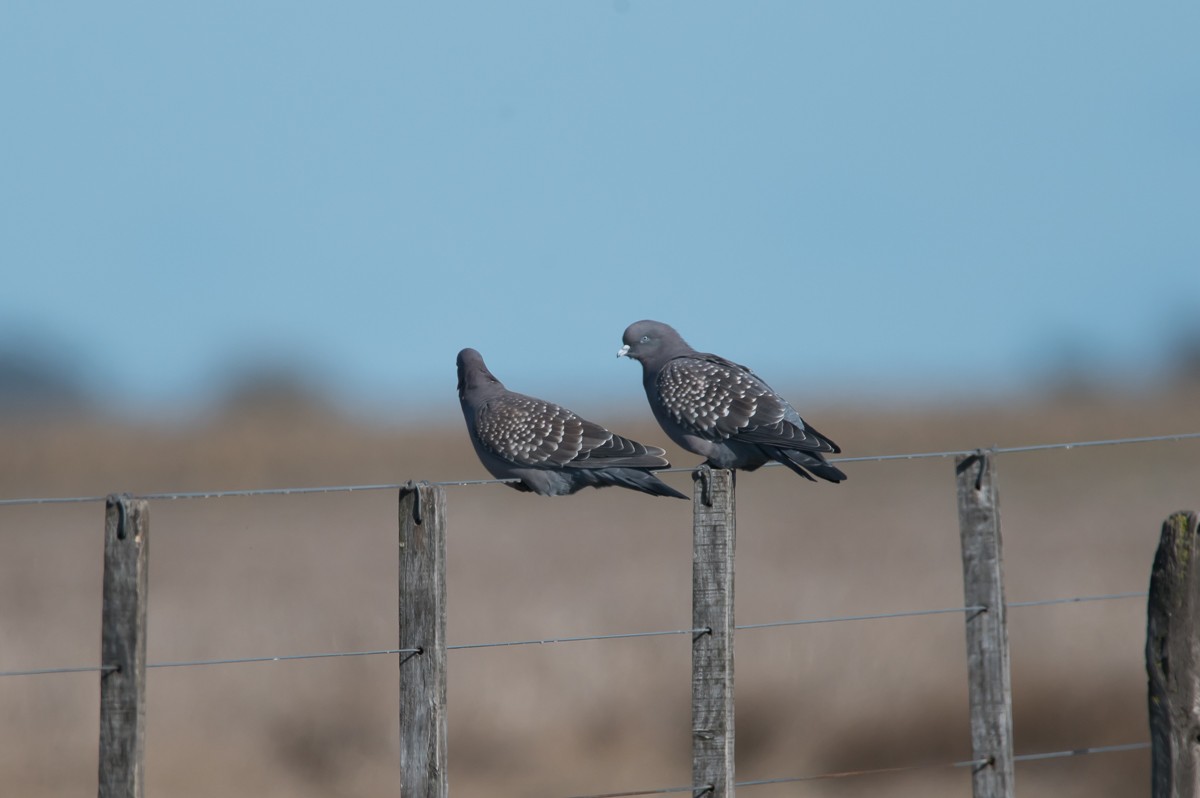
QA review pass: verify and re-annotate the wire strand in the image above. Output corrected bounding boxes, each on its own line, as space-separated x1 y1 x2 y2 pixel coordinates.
737 605 983 631
567 742 1151 797
0 591 1147 678
0 631 708 678
1007 591 1147 609
0 648 421 678
735 757 986 788
736 590 1147 633
1012 741 1150 762
447 627 710 651
146 647 421 669
564 785 700 798
732 741 1151 790
0 664 117 678
2 432 1197 507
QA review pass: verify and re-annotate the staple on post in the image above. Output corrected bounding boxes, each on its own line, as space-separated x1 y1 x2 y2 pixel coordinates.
693 465 714 507
402 480 433 525
98 493 150 798
398 483 448 798
1146 510 1200 798
692 467 735 797
954 451 1015 798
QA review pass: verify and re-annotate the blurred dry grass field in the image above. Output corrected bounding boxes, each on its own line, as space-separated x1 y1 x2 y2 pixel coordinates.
1 387 1197 797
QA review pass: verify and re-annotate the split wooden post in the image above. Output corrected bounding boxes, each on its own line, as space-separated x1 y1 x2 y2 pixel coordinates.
399 483 448 798
955 452 1015 798
1146 510 1200 798
98 494 150 798
692 467 736 798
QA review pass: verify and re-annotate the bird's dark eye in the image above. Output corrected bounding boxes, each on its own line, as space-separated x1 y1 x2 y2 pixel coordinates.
640 335 650 344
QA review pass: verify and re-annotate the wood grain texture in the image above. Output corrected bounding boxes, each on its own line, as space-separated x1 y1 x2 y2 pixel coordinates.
98 494 150 798
1147 510 1200 798
399 484 447 798
955 454 1014 798
692 468 736 797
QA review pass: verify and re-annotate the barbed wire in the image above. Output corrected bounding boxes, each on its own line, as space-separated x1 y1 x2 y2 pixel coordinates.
1 432 1197 508
0 590 1146 678
564 741 1151 798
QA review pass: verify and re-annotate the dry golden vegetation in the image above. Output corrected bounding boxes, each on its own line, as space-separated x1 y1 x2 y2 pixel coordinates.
1 386 1197 797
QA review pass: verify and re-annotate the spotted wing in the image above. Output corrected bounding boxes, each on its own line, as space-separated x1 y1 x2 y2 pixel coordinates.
655 355 839 454
476 392 671 469
475 393 587 468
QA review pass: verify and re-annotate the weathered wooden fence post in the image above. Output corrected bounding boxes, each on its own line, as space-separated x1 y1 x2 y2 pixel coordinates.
98 494 150 798
955 452 1015 798
399 483 448 798
1146 510 1200 798
692 468 736 798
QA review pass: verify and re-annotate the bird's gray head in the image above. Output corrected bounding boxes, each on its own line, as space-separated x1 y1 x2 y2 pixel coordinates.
456 348 503 399
617 320 693 367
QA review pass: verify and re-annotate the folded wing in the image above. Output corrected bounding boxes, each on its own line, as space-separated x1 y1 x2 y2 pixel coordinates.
476 393 671 470
656 355 840 454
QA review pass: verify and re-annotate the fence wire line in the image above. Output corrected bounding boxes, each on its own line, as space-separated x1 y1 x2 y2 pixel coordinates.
0 631 708 678
564 785 698 798
146 647 421 669
1008 590 1148 609
736 591 1150 632
0 647 421 678
736 604 983 631
0 664 117 678
1013 741 1150 762
2 431 1197 507
0 590 1146 679
447 626 709 651
565 742 1151 798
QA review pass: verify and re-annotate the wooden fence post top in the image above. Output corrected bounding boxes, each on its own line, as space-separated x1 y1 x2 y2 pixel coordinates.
399 482 448 798
692 466 735 798
99 494 150 798
955 452 1015 798
105 493 148 539
1147 510 1200 798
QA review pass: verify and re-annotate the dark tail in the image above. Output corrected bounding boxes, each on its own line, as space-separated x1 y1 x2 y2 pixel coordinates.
772 448 847 484
602 468 688 499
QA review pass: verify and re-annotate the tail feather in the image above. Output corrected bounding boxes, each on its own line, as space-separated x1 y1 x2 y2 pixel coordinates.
599 468 688 499
771 448 846 484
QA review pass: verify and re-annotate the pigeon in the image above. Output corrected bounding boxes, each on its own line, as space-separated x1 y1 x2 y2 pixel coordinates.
617 320 846 483
456 348 687 498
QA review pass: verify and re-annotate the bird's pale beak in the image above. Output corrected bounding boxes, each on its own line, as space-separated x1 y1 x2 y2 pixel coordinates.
616 344 630 358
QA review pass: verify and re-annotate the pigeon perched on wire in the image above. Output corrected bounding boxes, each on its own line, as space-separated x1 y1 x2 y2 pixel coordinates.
617 320 846 483
456 348 687 498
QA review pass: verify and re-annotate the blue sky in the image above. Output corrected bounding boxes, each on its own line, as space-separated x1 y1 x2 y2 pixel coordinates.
2 2 1198 420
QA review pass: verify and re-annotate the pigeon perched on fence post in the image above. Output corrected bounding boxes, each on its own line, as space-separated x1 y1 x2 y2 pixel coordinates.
456 348 687 498
617 321 846 483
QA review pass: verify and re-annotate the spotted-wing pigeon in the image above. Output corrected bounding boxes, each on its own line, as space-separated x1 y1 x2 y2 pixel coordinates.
617 321 846 483
456 348 687 498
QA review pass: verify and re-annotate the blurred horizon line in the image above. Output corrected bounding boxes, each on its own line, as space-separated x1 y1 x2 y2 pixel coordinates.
4 317 1200 424
2 358 1197 428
